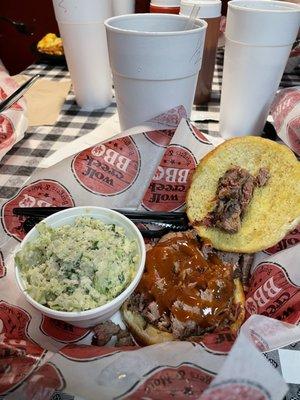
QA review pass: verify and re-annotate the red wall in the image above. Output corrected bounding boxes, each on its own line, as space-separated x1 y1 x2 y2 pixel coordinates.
0 0 59 74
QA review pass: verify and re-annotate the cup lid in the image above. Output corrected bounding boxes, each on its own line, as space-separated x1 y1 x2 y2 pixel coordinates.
180 0 221 18
151 0 181 6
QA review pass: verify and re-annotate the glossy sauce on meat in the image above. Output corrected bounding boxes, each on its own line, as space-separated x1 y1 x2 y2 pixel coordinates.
137 233 234 328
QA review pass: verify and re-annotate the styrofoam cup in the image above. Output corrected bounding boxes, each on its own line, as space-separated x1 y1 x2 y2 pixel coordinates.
220 0 300 138
151 0 181 6
180 0 222 18
112 0 135 16
180 1 221 104
105 14 207 130
52 0 113 110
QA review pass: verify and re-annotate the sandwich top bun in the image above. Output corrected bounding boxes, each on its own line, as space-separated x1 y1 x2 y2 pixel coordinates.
186 137 300 253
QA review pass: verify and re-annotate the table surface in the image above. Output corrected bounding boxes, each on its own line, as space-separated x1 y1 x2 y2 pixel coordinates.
0 48 299 201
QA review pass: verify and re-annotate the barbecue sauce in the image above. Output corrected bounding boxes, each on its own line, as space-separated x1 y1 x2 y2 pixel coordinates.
138 233 234 327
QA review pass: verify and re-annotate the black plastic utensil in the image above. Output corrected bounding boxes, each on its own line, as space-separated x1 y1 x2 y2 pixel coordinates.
0 74 40 113
12 207 190 238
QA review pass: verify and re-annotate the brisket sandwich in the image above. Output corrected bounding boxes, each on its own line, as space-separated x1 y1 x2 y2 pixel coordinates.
122 231 245 345
123 137 299 344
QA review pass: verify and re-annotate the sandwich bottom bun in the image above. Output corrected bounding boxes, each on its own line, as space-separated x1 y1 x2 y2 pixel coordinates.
122 278 245 346
121 231 245 346
187 137 300 253
122 301 175 345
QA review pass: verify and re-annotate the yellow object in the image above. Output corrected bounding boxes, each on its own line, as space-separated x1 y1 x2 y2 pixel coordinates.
37 33 64 56
187 137 300 253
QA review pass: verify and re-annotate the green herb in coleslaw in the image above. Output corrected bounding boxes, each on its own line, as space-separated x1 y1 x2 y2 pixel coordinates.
15 216 139 312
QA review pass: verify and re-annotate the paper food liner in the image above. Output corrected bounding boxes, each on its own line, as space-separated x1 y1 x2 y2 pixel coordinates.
270 86 300 156
284 42 300 74
1 105 300 400
0 60 28 162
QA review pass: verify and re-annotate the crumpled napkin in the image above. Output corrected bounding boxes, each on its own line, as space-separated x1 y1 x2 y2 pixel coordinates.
12 75 71 126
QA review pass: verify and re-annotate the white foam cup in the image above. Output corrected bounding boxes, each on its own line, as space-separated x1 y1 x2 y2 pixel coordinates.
112 0 135 16
180 0 222 19
105 13 207 130
180 0 222 104
219 0 300 138
52 0 113 110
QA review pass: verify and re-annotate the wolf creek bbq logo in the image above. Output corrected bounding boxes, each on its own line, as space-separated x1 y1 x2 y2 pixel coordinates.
270 88 300 132
142 145 196 211
199 330 236 354
245 261 300 323
40 316 90 343
16 362 66 399
72 137 140 196
59 343 135 362
1 180 74 241
0 115 15 151
150 105 187 127
0 252 6 278
0 301 46 395
188 122 211 145
200 380 271 400
121 363 215 399
287 116 300 155
144 129 175 147
264 226 300 254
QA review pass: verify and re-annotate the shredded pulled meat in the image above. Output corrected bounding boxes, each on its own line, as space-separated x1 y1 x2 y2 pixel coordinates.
201 166 270 233
128 291 231 340
200 240 254 288
128 231 246 340
115 329 134 347
127 233 253 341
92 321 134 347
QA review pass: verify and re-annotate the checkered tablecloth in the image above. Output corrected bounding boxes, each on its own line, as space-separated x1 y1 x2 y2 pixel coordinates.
0 48 299 201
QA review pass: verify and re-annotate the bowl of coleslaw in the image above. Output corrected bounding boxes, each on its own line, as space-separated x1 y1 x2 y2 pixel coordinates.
14 206 146 328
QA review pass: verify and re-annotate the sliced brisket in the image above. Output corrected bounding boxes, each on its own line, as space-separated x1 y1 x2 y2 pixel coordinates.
201 166 269 233
92 320 134 347
256 167 270 187
127 231 253 341
115 329 134 347
92 320 121 346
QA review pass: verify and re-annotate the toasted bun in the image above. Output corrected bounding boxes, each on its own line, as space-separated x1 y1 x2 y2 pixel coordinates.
122 300 174 346
122 231 245 346
186 137 300 253
122 278 245 346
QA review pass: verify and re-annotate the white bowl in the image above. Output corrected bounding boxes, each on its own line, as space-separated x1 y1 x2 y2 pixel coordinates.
15 206 146 328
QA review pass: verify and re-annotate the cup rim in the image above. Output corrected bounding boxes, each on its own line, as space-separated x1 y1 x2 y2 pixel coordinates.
228 0 300 13
151 0 181 6
14 206 146 319
181 0 221 6
104 13 208 36
180 0 222 18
